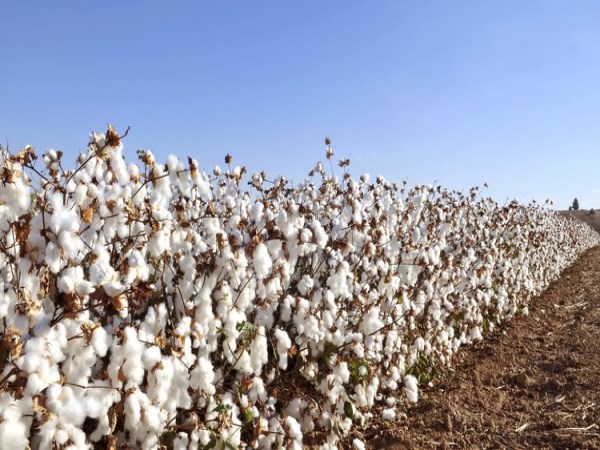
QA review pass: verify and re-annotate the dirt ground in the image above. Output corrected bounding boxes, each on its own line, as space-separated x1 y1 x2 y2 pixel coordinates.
368 245 600 450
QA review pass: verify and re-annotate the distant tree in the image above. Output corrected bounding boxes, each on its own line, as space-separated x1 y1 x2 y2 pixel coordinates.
590 208 595 216
572 198 580 210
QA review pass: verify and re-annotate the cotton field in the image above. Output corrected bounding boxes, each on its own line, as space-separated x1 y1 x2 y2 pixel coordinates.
0 126 598 449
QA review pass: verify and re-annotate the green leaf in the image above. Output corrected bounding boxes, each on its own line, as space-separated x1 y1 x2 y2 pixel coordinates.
211 404 232 414
242 409 254 425
203 435 217 450
344 400 354 419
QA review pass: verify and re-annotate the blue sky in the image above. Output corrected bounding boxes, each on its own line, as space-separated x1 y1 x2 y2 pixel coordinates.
2 1 600 209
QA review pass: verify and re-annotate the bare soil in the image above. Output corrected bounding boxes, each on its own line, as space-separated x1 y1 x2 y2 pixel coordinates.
368 245 600 450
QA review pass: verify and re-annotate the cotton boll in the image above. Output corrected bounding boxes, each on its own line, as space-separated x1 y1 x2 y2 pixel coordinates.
88 250 115 285
55 428 71 445
279 295 294 322
59 396 87 427
311 220 328 248
404 374 419 403
44 242 64 274
0 174 30 219
57 267 83 294
234 350 252 375
254 305 275 329
26 372 46 395
124 390 142 431
142 403 163 433
142 346 162 370
274 329 292 370
249 327 268 375
75 279 95 296
91 327 111 357
110 149 130 185
0 403 28 450
284 416 303 448
327 263 351 299
121 327 145 385
353 438 366 450
333 362 350 384
297 275 313 296
103 280 126 297
48 192 79 236
84 395 103 419
73 184 88 206
173 433 190 450
359 308 384 336
382 408 396 421
253 243 272 280
58 230 84 261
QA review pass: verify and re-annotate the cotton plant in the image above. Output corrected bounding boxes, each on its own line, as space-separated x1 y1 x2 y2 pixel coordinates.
0 127 598 449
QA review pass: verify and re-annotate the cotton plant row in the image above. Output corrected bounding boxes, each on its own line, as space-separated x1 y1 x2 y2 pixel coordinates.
0 127 597 450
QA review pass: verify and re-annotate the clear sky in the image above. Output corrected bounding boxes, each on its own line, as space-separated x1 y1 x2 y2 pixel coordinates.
2 1 600 209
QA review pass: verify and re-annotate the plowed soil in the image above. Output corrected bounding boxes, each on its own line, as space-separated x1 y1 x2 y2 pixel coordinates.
369 245 600 449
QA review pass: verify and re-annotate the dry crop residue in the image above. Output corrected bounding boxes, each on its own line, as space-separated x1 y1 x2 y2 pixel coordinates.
370 245 600 449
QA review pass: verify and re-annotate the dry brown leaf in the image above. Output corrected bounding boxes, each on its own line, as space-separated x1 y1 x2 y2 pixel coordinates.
105 124 121 148
80 321 100 345
81 205 94 224
2 326 23 359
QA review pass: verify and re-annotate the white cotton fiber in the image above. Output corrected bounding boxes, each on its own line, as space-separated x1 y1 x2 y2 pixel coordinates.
253 243 272 280
189 357 216 395
286 416 302 438
404 374 419 403
353 438 366 450
91 327 111 357
0 413 28 450
382 408 396 421
274 328 292 370
250 327 268 375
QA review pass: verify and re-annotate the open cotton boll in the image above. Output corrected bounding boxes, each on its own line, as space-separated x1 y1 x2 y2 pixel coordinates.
249 327 269 375
90 326 111 357
124 389 142 431
142 345 162 370
47 192 79 235
110 149 130 185
103 280 126 297
88 249 115 285
353 439 366 450
0 180 30 222
189 356 216 395
404 374 419 403
59 396 87 427
58 230 85 261
359 308 384 336
0 396 29 450
121 327 145 385
44 242 64 274
75 279 95 296
284 416 303 449
0 417 28 450
253 243 272 280
382 408 396 421
274 328 292 370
